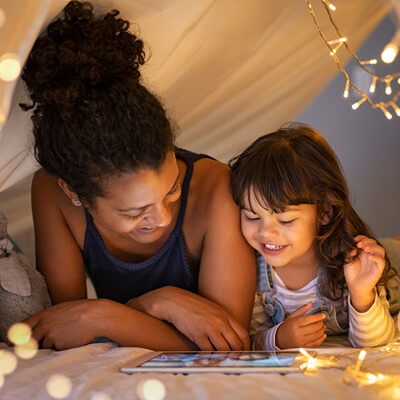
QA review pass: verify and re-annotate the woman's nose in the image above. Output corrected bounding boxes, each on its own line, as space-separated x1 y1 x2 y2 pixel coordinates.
149 203 172 227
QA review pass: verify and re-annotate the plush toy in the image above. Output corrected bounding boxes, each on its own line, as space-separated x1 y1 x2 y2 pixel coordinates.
0 212 51 342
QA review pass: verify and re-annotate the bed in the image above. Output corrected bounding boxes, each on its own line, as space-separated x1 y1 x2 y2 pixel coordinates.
1 340 399 399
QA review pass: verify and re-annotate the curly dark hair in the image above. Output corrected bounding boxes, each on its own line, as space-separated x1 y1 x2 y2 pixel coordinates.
230 123 396 300
20 1 175 205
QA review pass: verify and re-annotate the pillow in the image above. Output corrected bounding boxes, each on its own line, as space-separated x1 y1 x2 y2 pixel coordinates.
0 212 51 342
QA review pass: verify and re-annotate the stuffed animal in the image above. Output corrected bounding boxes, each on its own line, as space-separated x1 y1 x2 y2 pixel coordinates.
0 212 51 342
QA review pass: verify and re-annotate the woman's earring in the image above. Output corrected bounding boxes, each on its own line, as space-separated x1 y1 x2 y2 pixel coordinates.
72 199 82 207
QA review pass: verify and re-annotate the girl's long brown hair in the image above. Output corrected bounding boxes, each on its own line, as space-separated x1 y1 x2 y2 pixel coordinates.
230 123 396 300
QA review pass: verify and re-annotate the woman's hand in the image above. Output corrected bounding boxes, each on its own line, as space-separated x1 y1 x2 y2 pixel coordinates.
24 299 109 350
276 302 326 349
128 286 250 351
344 235 385 312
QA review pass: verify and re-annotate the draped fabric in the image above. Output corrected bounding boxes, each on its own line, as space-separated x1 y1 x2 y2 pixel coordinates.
0 0 387 191
0 0 387 257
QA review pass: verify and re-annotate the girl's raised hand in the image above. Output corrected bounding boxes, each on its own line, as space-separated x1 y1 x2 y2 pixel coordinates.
344 235 385 312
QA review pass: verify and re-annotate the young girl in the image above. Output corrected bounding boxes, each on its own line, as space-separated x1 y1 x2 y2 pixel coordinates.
230 124 399 349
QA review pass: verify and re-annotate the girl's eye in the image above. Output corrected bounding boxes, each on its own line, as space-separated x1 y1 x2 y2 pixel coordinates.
244 215 260 221
279 219 295 225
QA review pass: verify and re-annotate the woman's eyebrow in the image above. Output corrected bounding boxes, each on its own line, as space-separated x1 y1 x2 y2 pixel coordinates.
117 173 180 212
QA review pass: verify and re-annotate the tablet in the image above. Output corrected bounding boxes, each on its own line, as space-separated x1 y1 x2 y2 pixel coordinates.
120 350 306 374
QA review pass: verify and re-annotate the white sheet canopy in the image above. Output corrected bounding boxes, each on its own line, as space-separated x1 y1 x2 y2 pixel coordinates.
0 0 387 191
0 0 388 259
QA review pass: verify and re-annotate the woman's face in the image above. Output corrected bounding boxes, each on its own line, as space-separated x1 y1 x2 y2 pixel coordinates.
89 152 182 244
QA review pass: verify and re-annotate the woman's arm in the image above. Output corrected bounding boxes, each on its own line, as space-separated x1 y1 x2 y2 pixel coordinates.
196 163 256 330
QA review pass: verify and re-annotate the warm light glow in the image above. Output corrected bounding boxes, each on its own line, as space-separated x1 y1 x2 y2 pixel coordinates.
385 79 392 95
351 97 367 110
330 42 343 55
0 8 6 29
343 79 349 98
360 59 377 65
137 379 166 400
390 102 400 117
46 374 72 399
328 37 347 45
322 0 336 11
0 54 21 81
7 323 32 346
381 44 398 64
90 393 111 400
15 338 39 360
369 77 377 93
0 351 17 375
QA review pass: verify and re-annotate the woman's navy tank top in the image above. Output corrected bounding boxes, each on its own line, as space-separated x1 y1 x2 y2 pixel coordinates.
82 148 211 304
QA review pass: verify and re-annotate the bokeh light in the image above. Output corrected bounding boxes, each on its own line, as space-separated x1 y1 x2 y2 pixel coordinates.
137 379 166 400
15 338 38 360
0 54 21 82
0 9 5 29
0 350 17 375
46 374 72 399
7 322 32 346
90 392 112 400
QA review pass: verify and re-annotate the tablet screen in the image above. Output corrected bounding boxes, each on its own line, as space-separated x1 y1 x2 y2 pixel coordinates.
139 351 298 368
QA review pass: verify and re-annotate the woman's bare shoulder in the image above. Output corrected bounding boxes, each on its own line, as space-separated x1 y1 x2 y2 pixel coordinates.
32 169 86 247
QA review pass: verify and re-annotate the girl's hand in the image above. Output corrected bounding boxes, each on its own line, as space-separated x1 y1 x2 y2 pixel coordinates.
128 286 249 351
24 299 109 350
344 235 385 312
276 302 326 349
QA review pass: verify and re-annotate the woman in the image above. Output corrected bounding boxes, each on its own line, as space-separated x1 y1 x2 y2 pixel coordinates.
21 1 255 350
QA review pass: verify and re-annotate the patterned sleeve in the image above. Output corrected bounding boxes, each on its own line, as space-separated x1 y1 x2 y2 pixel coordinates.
348 286 396 347
249 291 281 350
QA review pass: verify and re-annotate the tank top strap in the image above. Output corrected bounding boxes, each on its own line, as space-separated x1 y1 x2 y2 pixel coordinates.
174 148 214 231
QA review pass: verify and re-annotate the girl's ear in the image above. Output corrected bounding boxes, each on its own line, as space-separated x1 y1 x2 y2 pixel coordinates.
320 203 333 225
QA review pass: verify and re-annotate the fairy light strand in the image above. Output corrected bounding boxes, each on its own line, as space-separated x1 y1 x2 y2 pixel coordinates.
305 0 400 119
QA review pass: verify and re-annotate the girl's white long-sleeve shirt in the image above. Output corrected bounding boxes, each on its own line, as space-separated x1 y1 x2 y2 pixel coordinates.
250 267 396 350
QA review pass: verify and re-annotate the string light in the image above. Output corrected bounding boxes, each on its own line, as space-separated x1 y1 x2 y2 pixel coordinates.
328 37 347 45
381 30 400 64
385 79 392 95
343 79 350 98
369 77 377 93
0 53 21 82
306 0 400 120
390 102 400 117
46 374 72 399
0 351 17 375
378 104 393 120
322 0 336 11
137 379 166 400
360 59 377 65
351 96 367 110
298 348 337 373
7 323 32 346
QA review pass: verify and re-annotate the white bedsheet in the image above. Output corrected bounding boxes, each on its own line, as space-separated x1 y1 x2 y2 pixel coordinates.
0 342 399 400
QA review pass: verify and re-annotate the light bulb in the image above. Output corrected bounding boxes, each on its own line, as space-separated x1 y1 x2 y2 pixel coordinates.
351 97 367 110
343 79 350 98
369 77 377 93
0 54 21 81
385 80 392 95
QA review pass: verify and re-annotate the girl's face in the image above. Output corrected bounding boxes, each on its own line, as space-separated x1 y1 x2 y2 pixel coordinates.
241 190 319 270
88 152 182 244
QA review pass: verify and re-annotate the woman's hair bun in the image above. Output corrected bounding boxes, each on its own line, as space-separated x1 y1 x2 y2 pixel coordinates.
21 1 145 113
